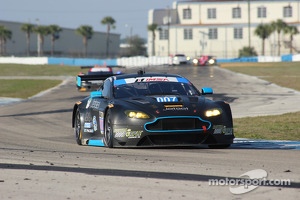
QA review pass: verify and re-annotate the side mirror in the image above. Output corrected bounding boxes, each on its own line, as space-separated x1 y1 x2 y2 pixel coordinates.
201 87 213 95
90 91 103 98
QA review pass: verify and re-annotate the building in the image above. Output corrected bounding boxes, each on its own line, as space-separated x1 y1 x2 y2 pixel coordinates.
0 20 120 58
148 0 300 58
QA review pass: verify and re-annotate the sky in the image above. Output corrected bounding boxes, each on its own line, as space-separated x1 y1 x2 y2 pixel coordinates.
1 0 177 39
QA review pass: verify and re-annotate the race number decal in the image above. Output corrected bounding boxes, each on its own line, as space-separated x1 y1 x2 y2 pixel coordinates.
156 97 178 102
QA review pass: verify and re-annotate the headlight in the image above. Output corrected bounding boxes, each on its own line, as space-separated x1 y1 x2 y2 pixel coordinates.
208 59 215 65
205 109 222 117
125 110 150 119
193 59 198 64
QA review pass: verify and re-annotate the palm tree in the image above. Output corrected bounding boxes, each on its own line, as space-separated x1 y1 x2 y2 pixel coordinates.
271 19 287 56
147 23 158 56
254 23 272 56
101 16 116 58
76 25 93 57
21 23 35 56
0 25 12 55
283 25 299 54
34 25 50 56
48 25 62 56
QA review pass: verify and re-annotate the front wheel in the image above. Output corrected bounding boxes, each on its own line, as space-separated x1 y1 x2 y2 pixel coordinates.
104 110 114 148
74 109 82 145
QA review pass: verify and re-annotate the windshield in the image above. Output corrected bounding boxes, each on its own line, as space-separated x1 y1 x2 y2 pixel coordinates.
114 81 200 98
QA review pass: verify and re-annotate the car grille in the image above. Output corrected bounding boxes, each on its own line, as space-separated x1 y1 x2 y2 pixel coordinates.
145 116 211 132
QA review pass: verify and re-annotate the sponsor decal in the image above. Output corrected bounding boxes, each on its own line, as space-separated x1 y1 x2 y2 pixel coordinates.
93 116 97 131
213 125 233 135
114 128 127 138
135 77 170 82
114 77 190 86
84 128 94 133
84 112 92 121
125 129 143 138
91 99 100 109
99 111 104 134
164 107 188 111
84 122 92 128
114 128 143 138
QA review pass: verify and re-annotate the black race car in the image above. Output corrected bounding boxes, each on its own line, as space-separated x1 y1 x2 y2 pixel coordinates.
76 66 114 92
72 70 234 148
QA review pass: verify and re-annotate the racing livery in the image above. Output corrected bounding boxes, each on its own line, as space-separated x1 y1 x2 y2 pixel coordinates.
76 65 114 92
192 55 217 66
72 71 234 148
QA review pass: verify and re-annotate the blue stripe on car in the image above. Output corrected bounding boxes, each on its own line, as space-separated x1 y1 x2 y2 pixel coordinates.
88 139 105 146
76 76 82 87
176 77 189 83
114 79 126 86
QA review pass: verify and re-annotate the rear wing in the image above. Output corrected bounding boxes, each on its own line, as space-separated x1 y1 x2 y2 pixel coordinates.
76 74 113 88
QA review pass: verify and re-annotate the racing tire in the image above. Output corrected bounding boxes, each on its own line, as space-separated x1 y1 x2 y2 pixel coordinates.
104 110 114 148
74 109 82 145
208 144 231 149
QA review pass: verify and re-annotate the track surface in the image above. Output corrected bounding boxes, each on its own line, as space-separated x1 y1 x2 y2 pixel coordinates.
0 65 299 200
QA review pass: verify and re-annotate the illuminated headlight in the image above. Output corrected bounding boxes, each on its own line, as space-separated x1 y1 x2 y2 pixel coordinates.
193 59 198 65
125 110 150 119
205 109 222 117
208 59 215 65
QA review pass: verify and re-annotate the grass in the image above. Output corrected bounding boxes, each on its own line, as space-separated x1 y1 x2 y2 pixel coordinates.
1 63 300 140
0 79 62 99
220 62 300 91
0 64 87 76
220 62 300 140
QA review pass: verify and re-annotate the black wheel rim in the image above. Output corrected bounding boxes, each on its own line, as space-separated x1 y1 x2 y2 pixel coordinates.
75 111 82 141
104 112 113 147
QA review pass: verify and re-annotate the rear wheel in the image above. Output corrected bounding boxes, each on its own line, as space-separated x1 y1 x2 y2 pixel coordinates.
104 110 114 148
74 109 82 145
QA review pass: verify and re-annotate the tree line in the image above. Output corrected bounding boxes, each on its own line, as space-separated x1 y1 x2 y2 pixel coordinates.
241 19 300 57
0 16 117 57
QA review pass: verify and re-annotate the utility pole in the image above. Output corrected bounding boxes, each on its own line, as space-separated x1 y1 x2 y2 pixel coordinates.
36 18 40 57
199 31 208 55
248 0 251 48
167 6 170 56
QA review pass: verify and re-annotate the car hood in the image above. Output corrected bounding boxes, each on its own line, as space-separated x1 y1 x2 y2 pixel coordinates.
116 95 210 116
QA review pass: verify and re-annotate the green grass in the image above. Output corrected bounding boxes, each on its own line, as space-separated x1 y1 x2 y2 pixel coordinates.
221 62 300 140
0 79 62 99
0 64 87 76
233 113 300 140
220 62 300 91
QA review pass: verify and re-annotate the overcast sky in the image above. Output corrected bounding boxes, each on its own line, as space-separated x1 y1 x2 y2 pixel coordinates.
1 0 178 39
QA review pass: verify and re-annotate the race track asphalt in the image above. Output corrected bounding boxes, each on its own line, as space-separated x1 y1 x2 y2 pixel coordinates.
0 65 299 200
